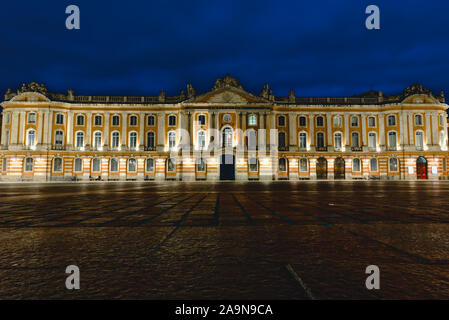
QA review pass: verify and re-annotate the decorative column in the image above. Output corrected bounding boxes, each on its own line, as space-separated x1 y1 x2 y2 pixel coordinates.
344 114 349 148
326 115 332 149
379 114 385 147
361 114 367 147
121 113 127 148
103 113 109 148
288 113 297 150
157 112 165 149
139 113 145 150
86 112 92 148
18 111 26 145
309 114 315 149
66 112 73 148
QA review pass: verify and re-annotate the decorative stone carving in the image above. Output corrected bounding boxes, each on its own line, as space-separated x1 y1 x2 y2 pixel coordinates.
18 81 49 96
187 83 196 98
158 90 166 102
402 84 431 96
260 84 269 99
288 90 295 103
212 74 243 90
179 89 186 101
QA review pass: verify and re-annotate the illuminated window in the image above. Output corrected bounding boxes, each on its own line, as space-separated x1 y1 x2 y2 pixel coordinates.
53 158 63 172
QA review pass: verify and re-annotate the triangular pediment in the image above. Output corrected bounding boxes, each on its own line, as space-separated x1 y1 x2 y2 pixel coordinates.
193 87 267 104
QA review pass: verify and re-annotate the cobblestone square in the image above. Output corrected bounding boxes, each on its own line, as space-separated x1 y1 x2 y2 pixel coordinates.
1 181 449 299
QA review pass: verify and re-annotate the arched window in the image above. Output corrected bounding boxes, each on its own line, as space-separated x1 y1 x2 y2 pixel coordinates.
111 131 120 148
94 115 102 126
388 131 397 149
74 158 83 172
92 158 101 172
333 116 342 128
317 132 325 148
370 158 378 172
300 158 308 172
316 116 324 127
110 158 118 172
368 132 377 148
249 158 258 172
222 128 233 147
28 112 36 124
24 157 33 172
168 131 176 148
278 131 286 148
129 115 138 126
76 132 84 148
248 129 257 150
147 131 155 148
168 115 177 126
415 114 423 126
279 158 287 172
334 132 342 150
368 116 376 127
248 114 257 126
147 115 155 126
298 116 307 127
146 158 154 172
278 116 286 126
353 158 361 172
129 132 137 148
197 130 206 148
197 158 206 172
351 132 360 147
299 132 307 149
389 157 398 172
351 116 359 127
56 114 64 124
198 114 206 126
112 115 120 126
27 130 36 146
128 158 136 172
53 158 63 172
387 115 396 126
415 131 424 148
167 158 176 172
55 130 64 146
93 131 102 149
76 115 84 126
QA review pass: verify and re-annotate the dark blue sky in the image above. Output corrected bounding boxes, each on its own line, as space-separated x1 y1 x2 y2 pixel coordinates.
1 0 448 98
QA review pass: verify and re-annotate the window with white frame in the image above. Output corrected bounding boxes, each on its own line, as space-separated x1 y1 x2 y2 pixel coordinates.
298 116 307 127
2 158 6 172
147 115 155 126
24 157 33 172
56 114 64 124
130 115 138 126
198 131 206 148
352 158 361 172
351 116 359 127
129 132 137 148
222 128 232 147
334 132 342 150
28 112 36 124
248 114 257 126
76 115 84 126
4 130 9 147
27 130 36 147
93 132 102 149
368 116 376 127
92 158 101 172
111 132 120 148
415 131 424 148
299 158 308 172
370 158 378 172
74 158 83 172
112 115 120 126
94 115 102 126
168 115 176 126
316 116 324 127
248 130 257 150
316 132 325 148
146 158 154 172
167 158 176 172
299 132 307 149
333 115 342 128
387 115 396 126
389 157 398 172
368 132 377 148
440 130 446 147
147 131 155 148
168 131 176 148
278 158 287 172
110 158 118 172
278 116 286 126
53 158 63 172
55 130 64 145
388 131 397 148
128 158 136 172
351 132 360 147
198 114 206 126
76 132 84 148
196 158 206 172
414 114 423 126
278 131 286 148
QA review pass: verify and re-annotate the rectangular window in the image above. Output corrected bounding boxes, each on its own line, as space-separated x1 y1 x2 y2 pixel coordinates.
28 113 36 124
2 158 6 172
249 158 258 172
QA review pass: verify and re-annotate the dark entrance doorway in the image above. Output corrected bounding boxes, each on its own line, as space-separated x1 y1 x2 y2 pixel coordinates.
316 157 328 180
334 157 345 180
416 157 428 180
220 154 235 180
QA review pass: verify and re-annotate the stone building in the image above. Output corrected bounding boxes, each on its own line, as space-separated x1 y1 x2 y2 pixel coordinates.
0 75 448 181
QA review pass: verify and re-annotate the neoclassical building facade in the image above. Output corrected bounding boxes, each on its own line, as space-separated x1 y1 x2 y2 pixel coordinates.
0 75 448 181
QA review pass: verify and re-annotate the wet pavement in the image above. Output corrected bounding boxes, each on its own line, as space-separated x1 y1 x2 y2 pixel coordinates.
0 181 449 299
